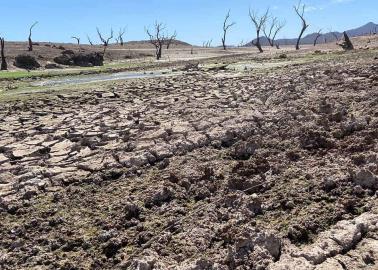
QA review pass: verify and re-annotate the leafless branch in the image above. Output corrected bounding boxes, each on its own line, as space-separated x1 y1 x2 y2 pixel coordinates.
221 10 236 50
146 21 173 60
294 1 309 50
249 8 269 52
117 27 126 46
28 21 38 51
97 27 114 54
314 29 322 46
166 30 177 49
71 36 80 45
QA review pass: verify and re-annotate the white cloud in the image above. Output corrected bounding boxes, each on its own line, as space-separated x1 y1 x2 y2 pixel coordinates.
304 6 324 12
332 0 355 3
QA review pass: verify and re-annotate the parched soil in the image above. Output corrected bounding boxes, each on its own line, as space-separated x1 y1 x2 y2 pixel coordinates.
0 47 378 270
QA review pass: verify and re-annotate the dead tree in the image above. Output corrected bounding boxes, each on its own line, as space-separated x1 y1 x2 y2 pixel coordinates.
313 29 322 46
146 22 167 60
331 32 340 41
117 27 126 46
294 1 309 50
87 35 94 46
221 10 236 50
166 31 177 49
71 36 80 45
97 27 114 54
271 20 285 47
28 21 38 51
263 17 277 47
249 8 269 53
203 39 213 48
339 31 354 50
0 37 7 70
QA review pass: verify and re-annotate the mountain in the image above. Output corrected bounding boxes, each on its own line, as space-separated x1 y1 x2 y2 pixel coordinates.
246 22 378 46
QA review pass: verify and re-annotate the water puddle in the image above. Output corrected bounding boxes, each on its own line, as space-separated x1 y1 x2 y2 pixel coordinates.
31 70 175 87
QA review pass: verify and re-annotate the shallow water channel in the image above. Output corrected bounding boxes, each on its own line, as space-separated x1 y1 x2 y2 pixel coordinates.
31 70 175 87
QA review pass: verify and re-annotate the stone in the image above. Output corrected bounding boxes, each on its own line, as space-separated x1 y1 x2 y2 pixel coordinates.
45 63 62 69
353 170 377 189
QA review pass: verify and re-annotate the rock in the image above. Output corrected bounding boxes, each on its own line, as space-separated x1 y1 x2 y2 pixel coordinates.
314 258 345 270
288 224 309 243
124 202 141 220
246 194 263 216
322 177 337 192
14 55 41 70
102 238 122 258
180 258 214 270
45 63 62 69
300 130 334 150
21 186 39 200
231 228 282 268
353 170 377 189
268 256 315 270
231 140 258 160
131 259 152 270
145 187 174 207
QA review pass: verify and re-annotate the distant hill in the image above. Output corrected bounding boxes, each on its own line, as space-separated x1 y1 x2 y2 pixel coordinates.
246 22 378 46
123 39 191 47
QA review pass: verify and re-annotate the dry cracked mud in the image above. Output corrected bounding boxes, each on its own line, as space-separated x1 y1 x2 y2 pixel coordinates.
0 48 378 270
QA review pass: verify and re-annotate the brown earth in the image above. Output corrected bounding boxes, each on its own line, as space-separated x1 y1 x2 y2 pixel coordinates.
1 35 376 71
0 36 378 270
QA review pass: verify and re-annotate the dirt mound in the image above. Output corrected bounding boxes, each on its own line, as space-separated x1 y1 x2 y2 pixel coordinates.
13 54 41 70
54 51 104 67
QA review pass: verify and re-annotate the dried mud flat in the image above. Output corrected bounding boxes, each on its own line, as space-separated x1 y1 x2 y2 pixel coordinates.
0 48 378 270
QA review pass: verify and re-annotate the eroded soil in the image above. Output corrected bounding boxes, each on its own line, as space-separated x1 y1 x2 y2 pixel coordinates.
0 48 378 270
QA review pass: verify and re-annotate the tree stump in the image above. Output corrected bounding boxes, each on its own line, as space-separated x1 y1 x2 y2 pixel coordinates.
339 32 354 50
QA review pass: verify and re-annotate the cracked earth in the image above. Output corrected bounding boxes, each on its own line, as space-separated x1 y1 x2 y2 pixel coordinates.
0 48 378 269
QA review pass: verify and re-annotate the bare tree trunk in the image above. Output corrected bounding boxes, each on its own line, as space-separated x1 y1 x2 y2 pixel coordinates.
271 20 285 48
166 31 177 49
146 22 174 60
117 28 126 46
0 38 7 70
221 10 235 50
263 17 277 47
314 30 322 46
28 22 38 51
252 29 263 53
294 2 309 50
87 35 94 46
249 8 269 53
97 27 114 55
71 37 80 45
339 32 354 50
157 46 162 60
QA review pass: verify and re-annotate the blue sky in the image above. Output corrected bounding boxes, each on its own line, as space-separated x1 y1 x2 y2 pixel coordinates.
0 0 376 45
